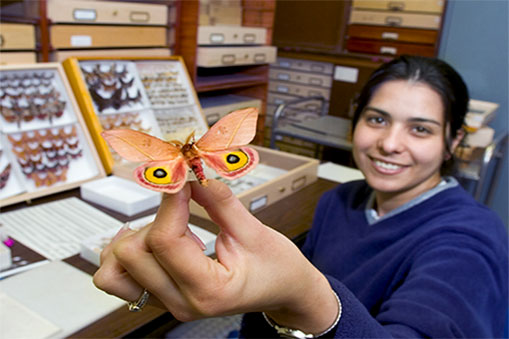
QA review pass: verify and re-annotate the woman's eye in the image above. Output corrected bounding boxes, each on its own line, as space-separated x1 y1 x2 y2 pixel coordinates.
367 116 385 125
413 126 431 135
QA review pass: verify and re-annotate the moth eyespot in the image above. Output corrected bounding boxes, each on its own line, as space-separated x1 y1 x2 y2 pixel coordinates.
222 150 249 171
144 166 173 184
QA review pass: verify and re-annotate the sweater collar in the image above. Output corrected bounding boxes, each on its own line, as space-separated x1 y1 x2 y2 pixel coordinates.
365 176 459 225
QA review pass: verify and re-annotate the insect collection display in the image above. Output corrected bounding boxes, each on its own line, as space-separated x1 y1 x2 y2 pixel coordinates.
63 57 209 174
0 64 104 206
102 108 259 193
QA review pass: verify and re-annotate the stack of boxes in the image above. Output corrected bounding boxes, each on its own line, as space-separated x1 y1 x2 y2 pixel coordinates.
455 99 499 179
345 0 445 57
0 23 37 64
265 57 334 158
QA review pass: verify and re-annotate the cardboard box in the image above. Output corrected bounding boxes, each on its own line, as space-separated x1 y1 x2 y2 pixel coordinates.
197 46 277 67
464 99 499 132
352 0 444 13
46 0 168 25
272 57 334 75
189 145 319 219
268 80 331 100
0 23 35 50
269 68 333 88
50 25 167 49
349 9 441 30
199 94 262 125
198 26 267 45
0 52 37 65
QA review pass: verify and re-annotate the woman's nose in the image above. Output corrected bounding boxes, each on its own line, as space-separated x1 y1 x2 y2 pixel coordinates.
377 127 405 154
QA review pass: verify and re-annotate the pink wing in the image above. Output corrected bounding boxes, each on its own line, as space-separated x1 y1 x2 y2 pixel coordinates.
200 147 259 180
196 107 258 152
101 129 180 162
133 158 189 193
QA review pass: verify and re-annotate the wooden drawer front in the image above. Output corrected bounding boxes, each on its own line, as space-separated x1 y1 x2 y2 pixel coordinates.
268 93 325 113
50 25 167 49
346 38 436 57
197 26 267 45
196 46 276 67
269 69 333 88
0 52 37 64
352 0 444 13
51 48 171 62
273 57 334 75
349 9 441 29
47 0 168 25
347 25 438 44
0 23 35 50
269 81 331 101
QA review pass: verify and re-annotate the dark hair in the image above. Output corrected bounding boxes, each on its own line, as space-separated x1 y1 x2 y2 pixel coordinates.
352 55 469 174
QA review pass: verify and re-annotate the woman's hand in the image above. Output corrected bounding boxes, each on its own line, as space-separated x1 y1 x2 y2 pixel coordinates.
93 180 338 334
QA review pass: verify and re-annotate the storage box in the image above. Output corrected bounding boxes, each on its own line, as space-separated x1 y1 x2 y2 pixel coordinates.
352 0 444 13
50 25 167 49
268 81 331 100
464 99 499 132
273 57 334 75
189 145 319 219
349 9 441 30
0 63 105 207
0 23 35 50
267 93 325 113
269 69 333 88
46 0 168 25
198 26 267 45
199 94 262 125
0 52 37 65
347 24 438 44
62 56 207 174
196 46 277 67
51 48 171 62
80 176 161 216
346 38 436 57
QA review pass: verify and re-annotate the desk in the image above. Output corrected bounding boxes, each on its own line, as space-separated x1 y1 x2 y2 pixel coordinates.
2 178 338 338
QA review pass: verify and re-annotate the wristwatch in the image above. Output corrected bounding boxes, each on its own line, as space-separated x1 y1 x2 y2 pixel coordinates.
262 290 342 338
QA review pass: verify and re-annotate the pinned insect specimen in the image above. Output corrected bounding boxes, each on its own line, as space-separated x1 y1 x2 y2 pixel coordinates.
102 107 259 193
0 164 11 189
81 63 143 112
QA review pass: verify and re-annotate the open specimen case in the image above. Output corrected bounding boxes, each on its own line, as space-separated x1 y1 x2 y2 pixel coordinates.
0 63 105 207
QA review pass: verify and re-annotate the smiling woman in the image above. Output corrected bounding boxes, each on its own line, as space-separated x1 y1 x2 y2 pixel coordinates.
93 56 508 339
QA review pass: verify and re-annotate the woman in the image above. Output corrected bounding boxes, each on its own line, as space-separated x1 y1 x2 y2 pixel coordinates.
93 56 508 338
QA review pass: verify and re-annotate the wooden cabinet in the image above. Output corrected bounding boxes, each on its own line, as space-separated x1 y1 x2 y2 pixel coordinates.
345 0 446 57
177 0 276 145
0 0 176 62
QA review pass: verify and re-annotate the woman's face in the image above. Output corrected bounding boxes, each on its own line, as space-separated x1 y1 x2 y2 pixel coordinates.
353 80 454 202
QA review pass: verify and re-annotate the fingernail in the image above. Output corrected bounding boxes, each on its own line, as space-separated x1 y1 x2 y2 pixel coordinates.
112 222 131 241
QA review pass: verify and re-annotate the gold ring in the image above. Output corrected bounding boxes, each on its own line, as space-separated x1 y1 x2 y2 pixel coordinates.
127 289 150 312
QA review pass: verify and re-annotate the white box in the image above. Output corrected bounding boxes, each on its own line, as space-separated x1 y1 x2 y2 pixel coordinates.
80 176 161 216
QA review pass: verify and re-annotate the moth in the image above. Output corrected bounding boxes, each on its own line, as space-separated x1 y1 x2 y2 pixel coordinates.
101 107 259 193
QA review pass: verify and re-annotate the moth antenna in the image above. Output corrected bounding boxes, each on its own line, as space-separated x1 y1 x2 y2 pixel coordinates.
185 130 196 144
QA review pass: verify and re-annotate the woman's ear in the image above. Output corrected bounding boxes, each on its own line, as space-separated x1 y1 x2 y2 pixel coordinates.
450 128 466 153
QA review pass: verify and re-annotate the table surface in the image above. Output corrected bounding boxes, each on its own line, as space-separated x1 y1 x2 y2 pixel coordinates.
2 178 338 338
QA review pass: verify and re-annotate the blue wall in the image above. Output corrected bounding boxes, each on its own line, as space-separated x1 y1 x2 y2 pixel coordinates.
438 0 508 226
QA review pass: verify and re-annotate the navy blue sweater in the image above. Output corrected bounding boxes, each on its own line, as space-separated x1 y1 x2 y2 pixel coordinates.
241 180 508 338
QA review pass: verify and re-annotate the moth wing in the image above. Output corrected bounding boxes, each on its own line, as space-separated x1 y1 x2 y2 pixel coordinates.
133 157 189 194
196 107 258 152
102 129 180 162
200 147 259 180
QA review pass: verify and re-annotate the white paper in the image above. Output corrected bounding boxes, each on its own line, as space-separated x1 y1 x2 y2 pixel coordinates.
0 261 124 338
0 198 123 260
0 292 61 339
